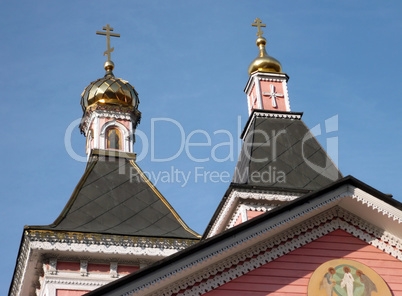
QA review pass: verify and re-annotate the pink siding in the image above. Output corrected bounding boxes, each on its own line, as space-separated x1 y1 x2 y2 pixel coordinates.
247 210 265 221
57 261 80 272
250 85 256 113
118 265 140 275
234 211 265 228
87 263 110 273
203 230 402 295
260 81 287 112
233 215 243 227
56 289 90 296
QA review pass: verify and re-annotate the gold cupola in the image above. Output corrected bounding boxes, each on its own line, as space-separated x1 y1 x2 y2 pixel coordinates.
248 18 282 75
79 24 141 154
80 24 139 112
80 61 139 112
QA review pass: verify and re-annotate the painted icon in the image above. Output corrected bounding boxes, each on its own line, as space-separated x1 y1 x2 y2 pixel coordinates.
308 259 391 296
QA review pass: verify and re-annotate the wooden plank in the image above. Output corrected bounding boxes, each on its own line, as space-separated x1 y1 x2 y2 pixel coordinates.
201 229 402 295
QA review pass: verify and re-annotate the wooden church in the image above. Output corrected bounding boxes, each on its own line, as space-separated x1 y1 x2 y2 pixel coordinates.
10 19 402 296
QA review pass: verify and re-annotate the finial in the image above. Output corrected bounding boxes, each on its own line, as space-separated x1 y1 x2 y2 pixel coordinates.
252 18 266 38
248 18 282 75
96 24 120 73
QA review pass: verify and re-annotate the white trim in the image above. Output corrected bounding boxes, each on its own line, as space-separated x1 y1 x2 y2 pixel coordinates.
244 72 289 95
10 231 197 296
230 203 276 228
178 211 402 296
282 79 291 111
207 189 301 238
247 94 252 116
94 116 99 150
81 109 133 136
119 186 402 295
240 110 302 140
39 275 110 296
100 121 131 152
254 76 263 110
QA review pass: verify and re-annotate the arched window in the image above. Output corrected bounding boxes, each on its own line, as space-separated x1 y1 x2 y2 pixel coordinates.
106 128 122 150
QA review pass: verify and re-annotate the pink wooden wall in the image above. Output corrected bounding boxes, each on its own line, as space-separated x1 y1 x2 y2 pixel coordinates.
56 289 90 296
203 229 402 295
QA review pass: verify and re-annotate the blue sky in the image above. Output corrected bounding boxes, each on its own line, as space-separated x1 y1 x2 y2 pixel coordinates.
1 0 402 293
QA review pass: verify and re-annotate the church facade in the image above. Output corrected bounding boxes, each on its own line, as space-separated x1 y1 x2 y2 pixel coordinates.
10 20 402 296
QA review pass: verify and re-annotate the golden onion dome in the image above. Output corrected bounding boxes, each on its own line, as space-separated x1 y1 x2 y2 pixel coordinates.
248 37 282 75
80 61 139 112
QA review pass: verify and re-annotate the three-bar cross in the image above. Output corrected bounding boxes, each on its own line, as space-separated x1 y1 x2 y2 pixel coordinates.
252 18 266 38
96 24 120 62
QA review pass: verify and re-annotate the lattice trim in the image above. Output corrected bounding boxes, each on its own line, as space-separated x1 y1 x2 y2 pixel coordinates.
208 189 301 237
228 203 276 229
129 202 402 296
27 230 196 250
10 231 197 296
174 209 402 296
253 111 301 119
10 235 30 296
81 108 138 134
351 194 402 224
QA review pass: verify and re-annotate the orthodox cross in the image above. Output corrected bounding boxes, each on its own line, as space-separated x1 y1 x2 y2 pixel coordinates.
263 84 284 108
252 18 266 38
96 24 120 62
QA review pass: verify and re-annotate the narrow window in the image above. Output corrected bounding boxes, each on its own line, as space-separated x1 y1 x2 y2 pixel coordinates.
106 128 122 150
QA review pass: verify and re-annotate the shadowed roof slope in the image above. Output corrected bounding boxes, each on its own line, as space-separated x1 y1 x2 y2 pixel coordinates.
233 111 342 191
27 150 200 240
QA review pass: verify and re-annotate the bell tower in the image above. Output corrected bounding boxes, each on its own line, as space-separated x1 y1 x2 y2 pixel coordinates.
244 18 291 115
79 24 141 156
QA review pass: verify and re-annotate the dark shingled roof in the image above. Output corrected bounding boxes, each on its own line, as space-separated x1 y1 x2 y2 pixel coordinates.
27 150 200 239
233 111 342 191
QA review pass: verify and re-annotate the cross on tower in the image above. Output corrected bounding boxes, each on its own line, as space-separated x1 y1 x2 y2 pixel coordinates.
263 84 284 108
96 24 120 62
252 18 266 38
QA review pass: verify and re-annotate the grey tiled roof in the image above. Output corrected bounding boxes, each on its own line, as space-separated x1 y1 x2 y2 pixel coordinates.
233 114 342 191
29 151 200 239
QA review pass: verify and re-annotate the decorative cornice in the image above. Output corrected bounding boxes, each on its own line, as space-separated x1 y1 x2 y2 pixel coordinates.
253 111 301 119
26 230 197 251
10 230 198 296
207 189 301 238
10 234 30 296
228 203 276 229
244 71 289 94
43 275 110 287
350 189 402 224
155 208 402 296
124 188 402 295
80 107 141 135
240 110 302 141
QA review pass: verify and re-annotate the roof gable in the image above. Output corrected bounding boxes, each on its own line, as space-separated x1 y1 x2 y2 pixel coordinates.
199 230 398 295
84 176 402 295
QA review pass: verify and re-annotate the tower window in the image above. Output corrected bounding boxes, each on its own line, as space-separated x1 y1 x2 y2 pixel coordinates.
106 128 122 150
